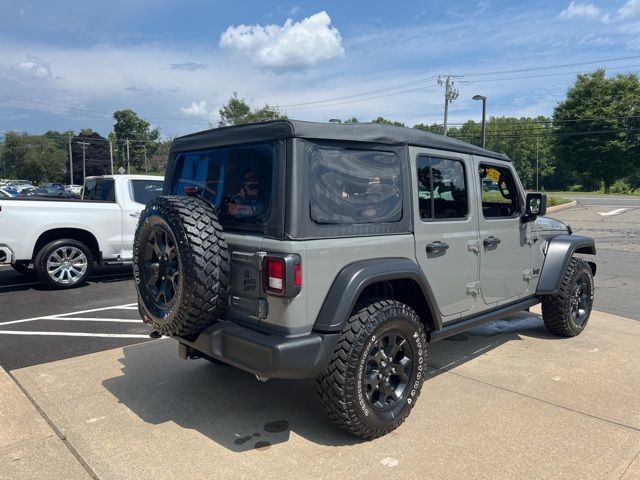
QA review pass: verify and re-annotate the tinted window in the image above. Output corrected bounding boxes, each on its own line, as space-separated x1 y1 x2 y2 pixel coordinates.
171 143 274 226
309 147 402 225
479 164 521 218
131 180 163 204
417 157 467 220
83 179 115 201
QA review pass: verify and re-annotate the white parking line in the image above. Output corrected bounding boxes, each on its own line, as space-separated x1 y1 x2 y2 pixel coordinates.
42 317 142 323
0 303 140 328
0 331 149 338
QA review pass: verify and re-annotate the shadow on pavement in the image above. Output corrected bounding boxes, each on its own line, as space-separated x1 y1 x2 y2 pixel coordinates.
103 311 556 452
0 265 133 293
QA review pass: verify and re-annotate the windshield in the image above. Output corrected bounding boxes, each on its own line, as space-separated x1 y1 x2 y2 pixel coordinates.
170 143 275 228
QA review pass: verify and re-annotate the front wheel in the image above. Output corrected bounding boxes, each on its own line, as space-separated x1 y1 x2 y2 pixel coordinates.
542 257 594 337
34 239 93 289
317 299 428 439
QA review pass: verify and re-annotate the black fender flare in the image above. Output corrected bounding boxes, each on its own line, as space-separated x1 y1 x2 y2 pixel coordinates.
313 257 441 332
536 235 596 295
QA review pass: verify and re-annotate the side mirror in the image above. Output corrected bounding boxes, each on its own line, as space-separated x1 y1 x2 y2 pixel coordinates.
525 192 547 219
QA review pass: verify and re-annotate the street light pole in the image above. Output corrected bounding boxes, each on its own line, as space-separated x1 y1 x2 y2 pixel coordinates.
68 133 74 185
472 95 487 149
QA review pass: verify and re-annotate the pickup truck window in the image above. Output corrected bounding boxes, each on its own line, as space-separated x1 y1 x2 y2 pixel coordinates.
83 178 115 202
131 180 163 204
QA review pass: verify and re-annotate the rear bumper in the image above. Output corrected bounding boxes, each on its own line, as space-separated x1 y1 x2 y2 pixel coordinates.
175 321 339 379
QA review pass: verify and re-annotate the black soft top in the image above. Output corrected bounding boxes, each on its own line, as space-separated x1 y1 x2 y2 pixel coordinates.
171 120 510 162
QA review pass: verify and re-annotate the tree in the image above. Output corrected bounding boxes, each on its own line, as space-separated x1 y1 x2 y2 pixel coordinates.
70 132 111 182
371 117 405 127
553 69 640 193
218 92 286 127
111 109 160 172
1 132 67 183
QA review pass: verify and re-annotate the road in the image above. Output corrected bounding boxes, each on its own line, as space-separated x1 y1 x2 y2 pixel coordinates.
0 265 154 370
549 195 640 321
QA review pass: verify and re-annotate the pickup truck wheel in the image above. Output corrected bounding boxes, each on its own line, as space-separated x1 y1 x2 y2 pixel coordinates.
133 195 229 336
317 299 428 439
542 257 594 337
34 239 93 289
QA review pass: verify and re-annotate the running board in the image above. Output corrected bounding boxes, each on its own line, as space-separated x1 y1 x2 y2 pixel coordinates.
428 297 540 342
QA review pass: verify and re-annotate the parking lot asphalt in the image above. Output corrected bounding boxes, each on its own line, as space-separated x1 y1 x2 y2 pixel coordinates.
549 196 640 321
0 265 154 370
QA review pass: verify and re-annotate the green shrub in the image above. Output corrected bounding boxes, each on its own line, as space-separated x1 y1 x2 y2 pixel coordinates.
610 179 632 194
568 184 584 192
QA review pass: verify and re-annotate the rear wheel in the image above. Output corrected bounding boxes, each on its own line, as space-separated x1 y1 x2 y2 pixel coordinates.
34 239 93 289
134 195 229 336
317 299 428 439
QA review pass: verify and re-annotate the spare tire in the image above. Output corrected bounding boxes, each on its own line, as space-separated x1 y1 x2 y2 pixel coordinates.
133 195 230 336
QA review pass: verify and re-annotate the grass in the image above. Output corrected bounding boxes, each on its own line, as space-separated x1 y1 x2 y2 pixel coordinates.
547 196 572 207
543 190 640 197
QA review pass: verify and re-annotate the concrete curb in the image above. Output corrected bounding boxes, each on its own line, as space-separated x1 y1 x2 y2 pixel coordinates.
547 200 577 214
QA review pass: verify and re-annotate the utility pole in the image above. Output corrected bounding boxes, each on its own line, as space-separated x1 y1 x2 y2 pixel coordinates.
143 145 148 173
78 141 90 182
126 139 131 174
536 136 540 191
109 141 114 175
438 76 460 136
68 133 74 185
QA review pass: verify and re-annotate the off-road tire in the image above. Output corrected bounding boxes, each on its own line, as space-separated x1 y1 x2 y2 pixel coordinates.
317 299 428 439
542 257 594 337
34 239 93 289
12 261 34 276
134 195 229 336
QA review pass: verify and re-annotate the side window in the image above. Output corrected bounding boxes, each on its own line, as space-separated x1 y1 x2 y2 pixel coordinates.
84 179 115 201
416 156 468 221
131 180 163 205
309 147 402 225
479 164 521 218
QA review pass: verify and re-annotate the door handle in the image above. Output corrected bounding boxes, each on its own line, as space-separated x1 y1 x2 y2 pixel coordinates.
483 236 501 249
426 241 450 254
130 212 141 218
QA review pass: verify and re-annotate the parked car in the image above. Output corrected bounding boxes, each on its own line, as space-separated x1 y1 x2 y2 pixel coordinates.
133 120 596 439
0 187 18 197
0 175 163 288
65 184 83 196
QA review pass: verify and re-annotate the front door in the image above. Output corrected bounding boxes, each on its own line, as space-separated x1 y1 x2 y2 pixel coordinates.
412 150 480 319
476 160 532 305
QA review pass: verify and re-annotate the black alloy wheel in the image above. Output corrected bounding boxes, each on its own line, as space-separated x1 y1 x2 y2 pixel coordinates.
364 331 414 410
143 226 180 309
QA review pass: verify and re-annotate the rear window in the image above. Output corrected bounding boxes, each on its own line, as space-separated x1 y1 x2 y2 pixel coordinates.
170 143 275 227
83 178 115 201
131 180 163 204
309 147 402 225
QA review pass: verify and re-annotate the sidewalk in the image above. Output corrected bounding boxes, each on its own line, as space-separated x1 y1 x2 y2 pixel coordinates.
3 309 640 480
0 368 90 479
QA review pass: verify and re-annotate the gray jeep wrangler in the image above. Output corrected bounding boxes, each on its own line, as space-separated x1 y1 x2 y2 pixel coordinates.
133 120 596 439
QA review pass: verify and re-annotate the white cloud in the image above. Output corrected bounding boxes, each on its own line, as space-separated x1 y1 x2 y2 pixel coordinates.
559 1 603 20
618 0 640 18
180 100 210 118
15 55 52 79
219 11 345 71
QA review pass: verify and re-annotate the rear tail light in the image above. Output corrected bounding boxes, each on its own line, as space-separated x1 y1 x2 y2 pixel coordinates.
265 257 285 293
263 254 302 297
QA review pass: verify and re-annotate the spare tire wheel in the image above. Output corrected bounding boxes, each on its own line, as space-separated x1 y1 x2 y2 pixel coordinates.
133 195 230 336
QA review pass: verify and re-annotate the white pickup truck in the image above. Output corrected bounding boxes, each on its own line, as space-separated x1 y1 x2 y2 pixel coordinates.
0 175 163 288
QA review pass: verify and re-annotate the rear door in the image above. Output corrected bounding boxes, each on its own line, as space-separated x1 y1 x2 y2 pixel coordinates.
412 148 480 320
476 159 533 305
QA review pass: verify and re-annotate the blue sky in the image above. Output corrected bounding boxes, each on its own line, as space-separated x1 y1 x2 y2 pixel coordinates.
1 0 640 138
